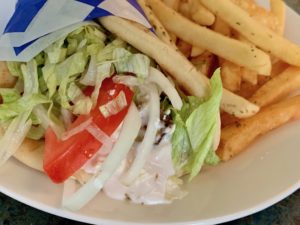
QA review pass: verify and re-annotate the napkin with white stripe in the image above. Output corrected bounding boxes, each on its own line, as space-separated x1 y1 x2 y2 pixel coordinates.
0 0 151 62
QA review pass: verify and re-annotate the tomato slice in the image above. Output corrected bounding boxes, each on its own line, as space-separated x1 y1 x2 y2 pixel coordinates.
44 78 134 183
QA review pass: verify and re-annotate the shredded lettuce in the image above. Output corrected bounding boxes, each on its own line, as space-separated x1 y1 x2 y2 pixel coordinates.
0 94 49 122
171 69 222 179
44 38 67 64
91 63 114 107
26 125 45 140
0 89 20 104
6 62 22 77
0 111 32 166
55 52 88 85
113 48 151 78
42 64 57 98
67 82 93 115
97 38 127 62
21 60 39 96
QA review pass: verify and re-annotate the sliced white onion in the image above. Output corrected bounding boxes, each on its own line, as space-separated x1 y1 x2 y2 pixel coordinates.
113 75 140 87
86 122 114 149
99 91 127 118
0 112 32 166
33 105 65 138
80 55 97 86
62 103 141 211
148 67 183 110
61 108 74 129
61 118 92 141
122 84 160 185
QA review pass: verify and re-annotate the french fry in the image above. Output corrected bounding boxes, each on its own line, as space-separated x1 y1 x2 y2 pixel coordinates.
236 61 288 99
147 0 272 75
212 17 231 36
179 1 191 19
162 0 180 43
190 51 216 76
232 0 282 33
218 95 300 161
250 67 300 107
0 62 17 88
219 59 242 92
162 0 180 10
190 0 215 26
270 60 289 77
100 16 259 118
241 67 258 85
137 0 176 47
191 45 205 57
177 39 192 58
100 16 210 98
270 0 286 35
221 89 259 118
200 0 300 67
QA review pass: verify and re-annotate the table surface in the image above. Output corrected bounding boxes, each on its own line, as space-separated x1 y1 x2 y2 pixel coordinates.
1 1 300 225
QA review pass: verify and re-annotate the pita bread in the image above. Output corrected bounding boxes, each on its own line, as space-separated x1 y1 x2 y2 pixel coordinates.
0 63 44 171
0 62 17 88
13 138 44 172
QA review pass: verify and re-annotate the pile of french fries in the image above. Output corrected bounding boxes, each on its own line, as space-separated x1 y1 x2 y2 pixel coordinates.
136 0 300 161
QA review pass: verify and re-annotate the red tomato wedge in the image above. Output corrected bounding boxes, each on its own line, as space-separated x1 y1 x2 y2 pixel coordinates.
44 78 134 183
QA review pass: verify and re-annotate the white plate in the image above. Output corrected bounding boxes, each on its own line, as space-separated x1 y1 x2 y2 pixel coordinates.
1 1 300 225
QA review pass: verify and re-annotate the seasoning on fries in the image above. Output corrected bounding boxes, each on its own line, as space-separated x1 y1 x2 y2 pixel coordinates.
147 0 272 75
218 95 300 161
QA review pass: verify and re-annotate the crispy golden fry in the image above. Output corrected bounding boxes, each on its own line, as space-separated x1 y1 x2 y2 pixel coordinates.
218 95 300 161
219 59 242 92
212 17 231 36
190 0 215 26
270 0 286 35
190 51 216 76
137 0 176 47
179 1 191 19
231 0 281 33
162 0 180 10
221 89 259 118
235 61 288 99
100 16 210 98
162 0 180 43
200 0 300 66
270 60 289 77
250 67 300 107
241 68 258 85
100 16 259 118
177 39 192 58
0 62 17 88
147 0 271 75
191 45 205 57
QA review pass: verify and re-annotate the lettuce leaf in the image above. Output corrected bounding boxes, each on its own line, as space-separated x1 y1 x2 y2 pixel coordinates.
44 38 67 64
171 69 222 179
21 60 39 96
6 62 22 77
0 94 50 122
0 89 20 104
113 48 151 78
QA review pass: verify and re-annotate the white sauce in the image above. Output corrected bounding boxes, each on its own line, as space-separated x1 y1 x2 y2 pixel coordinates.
103 139 175 205
80 107 182 205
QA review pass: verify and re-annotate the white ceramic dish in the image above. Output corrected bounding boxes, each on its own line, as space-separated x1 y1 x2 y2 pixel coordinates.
1 1 300 225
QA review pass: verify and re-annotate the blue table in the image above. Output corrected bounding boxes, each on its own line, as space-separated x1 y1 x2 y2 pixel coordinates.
1 1 300 224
